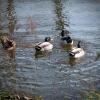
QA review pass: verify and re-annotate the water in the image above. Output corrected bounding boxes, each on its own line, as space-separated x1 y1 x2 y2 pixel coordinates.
0 0 100 100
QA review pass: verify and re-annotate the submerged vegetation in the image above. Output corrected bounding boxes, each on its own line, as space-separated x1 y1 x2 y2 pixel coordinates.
0 90 100 100
0 90 44 100
7 0 16 34
83 92 100 100
64 92 100 100
54 0 70 36
54 0 68 30
0 0 100 100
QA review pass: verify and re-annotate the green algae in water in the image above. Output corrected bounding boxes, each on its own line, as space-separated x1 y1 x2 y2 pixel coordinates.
0 90 10 99
0 90 44 100
83 92 100 100
34 96 44 100
0 90 9 96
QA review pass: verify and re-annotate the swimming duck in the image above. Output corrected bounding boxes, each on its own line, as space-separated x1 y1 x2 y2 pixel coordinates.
0 36 16 51
60 30 73 45
69 41 85 58
35 37 53 51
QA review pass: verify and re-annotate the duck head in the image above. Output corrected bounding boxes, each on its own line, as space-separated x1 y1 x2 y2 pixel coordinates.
61 30 65 37
44 37 52 42
77 41 81 48
67 36 73 43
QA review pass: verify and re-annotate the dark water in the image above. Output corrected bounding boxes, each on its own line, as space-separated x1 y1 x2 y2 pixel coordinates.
0 0 100 100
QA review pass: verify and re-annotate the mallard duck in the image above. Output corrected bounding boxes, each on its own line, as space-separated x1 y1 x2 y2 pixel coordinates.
0 36 16 51
69 41 85 58
35 37 53 51
60 30 73 45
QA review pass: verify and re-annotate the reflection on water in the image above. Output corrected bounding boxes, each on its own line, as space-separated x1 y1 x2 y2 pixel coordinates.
26 16 36 33
68 57 85 66
95 52 100 61
6 49 16 59
54 0 69 30
68 57 77 66
0 0 100 100
60 42 73 51
0 0 3 30
7 0 16 34
0 1 2 30
34 51 51 59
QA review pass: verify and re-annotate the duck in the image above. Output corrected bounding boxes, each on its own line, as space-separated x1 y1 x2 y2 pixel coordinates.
35 37 53 51
69 41 85 58
60 30 73 45
0 36 16 51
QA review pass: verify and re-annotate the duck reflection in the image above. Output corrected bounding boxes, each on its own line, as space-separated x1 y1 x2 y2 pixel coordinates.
60 42 73 51
35 51 45 58
35 50 51 58
6 47 16 59
68 57 77 66
95 52 100 61
68 56 82 66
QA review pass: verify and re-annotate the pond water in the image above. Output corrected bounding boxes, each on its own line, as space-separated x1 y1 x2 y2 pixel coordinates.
0 0 100 100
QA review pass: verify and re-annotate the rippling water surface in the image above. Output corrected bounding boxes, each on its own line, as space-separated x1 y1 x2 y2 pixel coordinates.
0 0 100 100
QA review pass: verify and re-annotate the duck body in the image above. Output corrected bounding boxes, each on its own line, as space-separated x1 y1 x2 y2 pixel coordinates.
7 40 16 51
0 36 16 51
69 41 85 58
35 37 53 51
61 36 73 45
60 30 73 45
69 47 85 58
35 42 53 51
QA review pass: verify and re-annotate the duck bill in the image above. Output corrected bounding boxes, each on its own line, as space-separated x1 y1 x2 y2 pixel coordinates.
69 52 75 57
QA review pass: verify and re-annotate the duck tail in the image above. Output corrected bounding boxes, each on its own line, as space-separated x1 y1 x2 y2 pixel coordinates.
69 52 75 57
35 45 41 51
